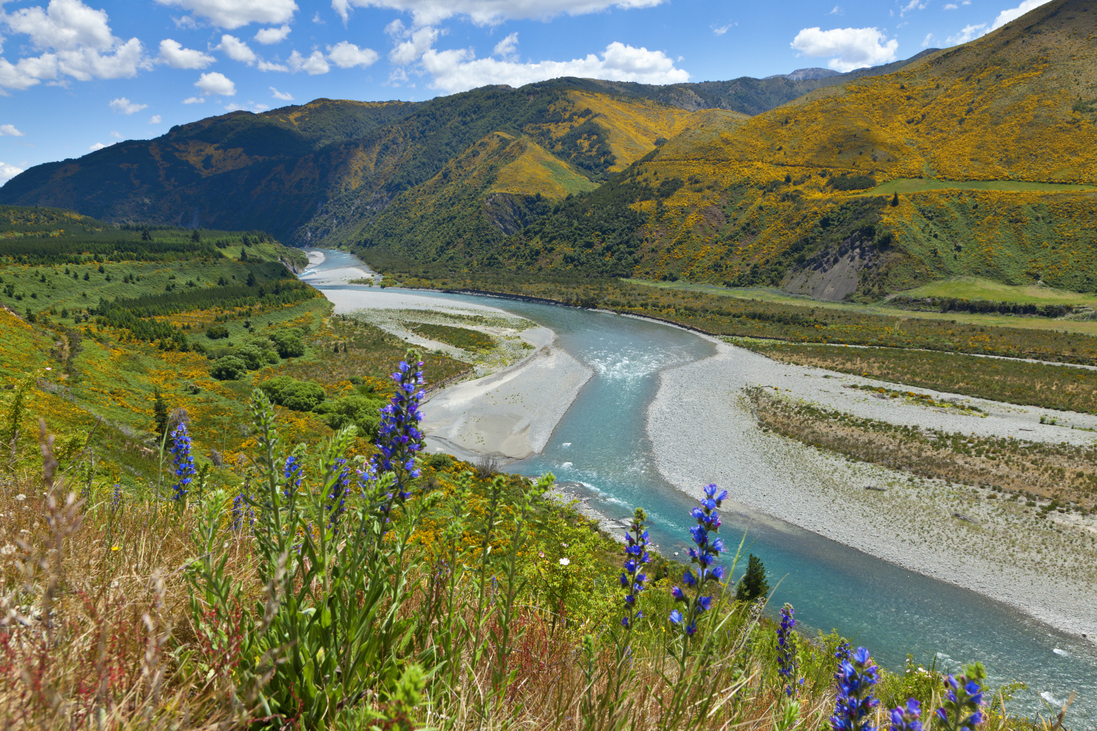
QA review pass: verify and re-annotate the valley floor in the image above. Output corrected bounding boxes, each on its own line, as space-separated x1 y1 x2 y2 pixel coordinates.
648 337 1097 643
301 255 1097 644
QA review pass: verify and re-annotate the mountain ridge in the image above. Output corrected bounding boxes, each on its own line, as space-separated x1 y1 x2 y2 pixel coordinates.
4 0 1096 302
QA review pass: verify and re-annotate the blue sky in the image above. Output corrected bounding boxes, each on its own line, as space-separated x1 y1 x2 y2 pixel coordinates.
0 0 1053 185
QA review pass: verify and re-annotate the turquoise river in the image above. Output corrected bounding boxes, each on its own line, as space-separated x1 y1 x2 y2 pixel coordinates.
305 249 1096 728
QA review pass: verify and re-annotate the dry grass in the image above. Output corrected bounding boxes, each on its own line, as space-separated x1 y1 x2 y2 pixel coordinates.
747 386 1097 510
0 419 1068 730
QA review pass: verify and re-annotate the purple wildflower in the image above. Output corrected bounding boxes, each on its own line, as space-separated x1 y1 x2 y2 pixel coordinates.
889 699 923 731
372 360 425 516
283 454 304 500
169 423 196 502
935 665 986 731
777 603 799 696
620 508 650 629
670 483 728 640
325 457 352 530
831 646 880 731
231 491 255 532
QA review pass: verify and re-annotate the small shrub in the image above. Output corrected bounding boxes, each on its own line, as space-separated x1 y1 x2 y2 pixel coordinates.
210 355 247 381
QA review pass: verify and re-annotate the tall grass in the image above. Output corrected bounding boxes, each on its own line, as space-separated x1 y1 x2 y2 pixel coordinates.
0 361 1074 730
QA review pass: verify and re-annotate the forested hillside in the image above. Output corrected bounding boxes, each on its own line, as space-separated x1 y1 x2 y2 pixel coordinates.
3 0 1096 301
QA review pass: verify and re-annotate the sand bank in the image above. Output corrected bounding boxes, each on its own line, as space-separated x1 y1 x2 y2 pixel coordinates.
420 337 592 464
312 281 592 465
300 250 380 286
648 337 1097 641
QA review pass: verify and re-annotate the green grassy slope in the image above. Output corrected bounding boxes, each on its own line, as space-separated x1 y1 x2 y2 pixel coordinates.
467 0 1097 299
0 205 468 492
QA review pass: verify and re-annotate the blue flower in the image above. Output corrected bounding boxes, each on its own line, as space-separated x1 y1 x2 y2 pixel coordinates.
372 360 426 517
831 646 880 731
669 483 727 641
168 424 196 503
621 508 650 630
777 603 799 696
109 484 124 516
283 455 304 499
325 457 352 530
934 665 986 731
231 491 255 532
889 698 923 731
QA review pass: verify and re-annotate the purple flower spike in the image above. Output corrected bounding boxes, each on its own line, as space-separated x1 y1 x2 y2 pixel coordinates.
831 646 880 731
620 508 650 630
372 359 426 521
669 483 727 641
169 424 196 503
777 604 799 697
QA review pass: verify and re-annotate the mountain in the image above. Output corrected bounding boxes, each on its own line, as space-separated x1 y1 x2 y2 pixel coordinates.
490 0 1097 299
4 1 1094 302
0 54 927 250
769 68 841 82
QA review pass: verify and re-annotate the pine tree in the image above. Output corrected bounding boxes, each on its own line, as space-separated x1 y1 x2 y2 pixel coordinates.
736 553 769 602
153 389 170 442
890 192 899 207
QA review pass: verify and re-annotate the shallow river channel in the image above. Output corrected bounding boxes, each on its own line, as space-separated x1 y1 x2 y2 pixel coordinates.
304 250 1097 728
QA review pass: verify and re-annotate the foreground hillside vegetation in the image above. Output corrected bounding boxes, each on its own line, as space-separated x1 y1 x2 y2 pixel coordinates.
0 360 1048 730
0 211 1076 729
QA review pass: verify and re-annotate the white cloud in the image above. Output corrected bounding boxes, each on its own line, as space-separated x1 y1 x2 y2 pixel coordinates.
158 38 215 68
195 71 236 95
921 32 934 47
412 41 688 94
89 141 109 150
900 0 926 15
110 130 122 138
288 49 330 74
334 0 663 27
830 5 841 14
270 86 294 100
224 101 270 112
3 0 114 52
109 96 147 114
943 3 958 9
183 96 205 103
389 24 440 65
0 161 25 184
0 0 148 89
172 15 200 30
0 54 59 91
150 114 162 123
990 0 1052 31
0 124 25 136
946 23 986 44
712 22 735 36
258 59 289 71
154 0 298 30
493 32 518 58
327 40 379 68
790 26 898 72
217 34 258 65
254 24 291 44
55 38 146 81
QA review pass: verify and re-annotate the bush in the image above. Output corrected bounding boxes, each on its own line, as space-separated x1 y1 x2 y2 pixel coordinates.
314 395 387 440
206 325 230 340
237 341 280 370
260 375 326 411
210 355 247 381
269 329 305 358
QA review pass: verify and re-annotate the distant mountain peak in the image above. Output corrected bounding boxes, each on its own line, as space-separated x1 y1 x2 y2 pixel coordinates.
765 68 841 81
